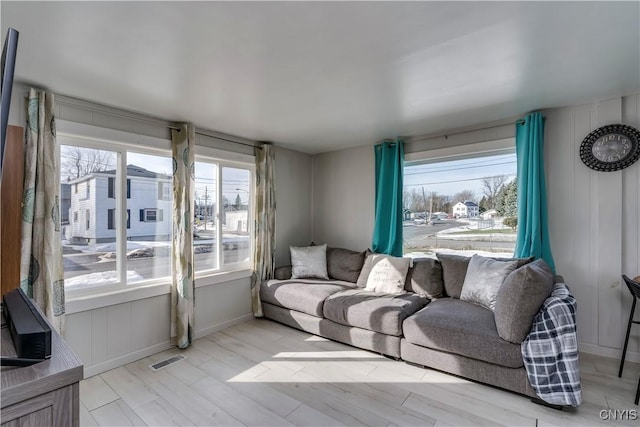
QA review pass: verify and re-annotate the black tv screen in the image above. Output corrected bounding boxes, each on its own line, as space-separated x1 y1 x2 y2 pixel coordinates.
1 27 19 181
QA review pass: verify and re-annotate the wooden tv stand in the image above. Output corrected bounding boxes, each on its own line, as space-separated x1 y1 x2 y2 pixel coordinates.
1 309 83 426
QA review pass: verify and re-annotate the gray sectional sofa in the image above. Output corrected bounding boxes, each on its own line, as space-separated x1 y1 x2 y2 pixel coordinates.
260 247 558 399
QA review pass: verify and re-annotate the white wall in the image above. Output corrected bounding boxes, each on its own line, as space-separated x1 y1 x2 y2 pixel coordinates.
65 278 252 377
311 95 640 362
312 145 375 251
274 146 313 266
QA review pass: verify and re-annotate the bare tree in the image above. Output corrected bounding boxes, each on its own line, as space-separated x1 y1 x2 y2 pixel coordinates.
62 146 115 180
481 175 508 210
452 190 475 204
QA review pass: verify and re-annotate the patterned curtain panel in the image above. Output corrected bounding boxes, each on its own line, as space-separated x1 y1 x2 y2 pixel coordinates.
20 88 65 332
514 112 556 273
251 143 276 317
171 124 195 348
372 139 404 257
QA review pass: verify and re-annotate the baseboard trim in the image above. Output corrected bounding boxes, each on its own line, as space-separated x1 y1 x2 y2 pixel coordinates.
82 313 254 378
579 342 640 363
195 313 254 339
84 341 173 378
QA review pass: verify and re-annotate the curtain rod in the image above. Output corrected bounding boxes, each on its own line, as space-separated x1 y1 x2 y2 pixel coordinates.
408 119 526 142
54 96 262 150
168 125 262 150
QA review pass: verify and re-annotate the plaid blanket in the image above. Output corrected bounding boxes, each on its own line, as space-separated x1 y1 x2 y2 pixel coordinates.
521 282 582 407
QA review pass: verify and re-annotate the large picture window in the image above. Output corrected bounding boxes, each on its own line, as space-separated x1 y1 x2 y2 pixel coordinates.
60 129 254 296
403 149 517 259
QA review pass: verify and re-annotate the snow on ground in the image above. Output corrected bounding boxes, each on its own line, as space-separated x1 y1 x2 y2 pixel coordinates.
65 270 143 289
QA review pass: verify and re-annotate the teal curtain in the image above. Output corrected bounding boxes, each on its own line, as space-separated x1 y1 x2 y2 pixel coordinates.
251 143 276 317
514 112 556 272
372 139 404 257
20 88 65 333
171 123 195 348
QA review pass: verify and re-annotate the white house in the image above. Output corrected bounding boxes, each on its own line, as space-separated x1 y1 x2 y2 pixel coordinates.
67 165 172 244
453 201 479 218
481 209 498 220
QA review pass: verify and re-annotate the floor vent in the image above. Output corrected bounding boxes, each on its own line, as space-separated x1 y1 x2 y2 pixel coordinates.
149 354 186 371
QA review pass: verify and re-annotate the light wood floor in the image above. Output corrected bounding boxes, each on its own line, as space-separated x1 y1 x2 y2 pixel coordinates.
79 319 640 427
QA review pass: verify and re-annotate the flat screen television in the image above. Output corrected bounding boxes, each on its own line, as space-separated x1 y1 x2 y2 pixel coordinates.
1 27 19 182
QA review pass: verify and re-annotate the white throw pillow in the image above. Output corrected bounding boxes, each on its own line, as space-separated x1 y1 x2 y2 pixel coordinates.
290 244 329 279
362 254 410 294
460 254 519 311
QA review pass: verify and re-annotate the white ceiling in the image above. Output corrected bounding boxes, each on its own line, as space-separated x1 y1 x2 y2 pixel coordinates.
3 1 639 154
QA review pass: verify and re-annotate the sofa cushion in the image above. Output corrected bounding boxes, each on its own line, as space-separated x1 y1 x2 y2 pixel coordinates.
402 298 523 368
260 279 355 317
495 259 555 344
404 258 444 299
327 247 366 283
323 289 428 336
460 255 519 311
291 244 329 279
437 253 534 298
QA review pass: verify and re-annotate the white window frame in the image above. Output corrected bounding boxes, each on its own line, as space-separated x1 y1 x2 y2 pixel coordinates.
195 146 255 277
58 121 255 310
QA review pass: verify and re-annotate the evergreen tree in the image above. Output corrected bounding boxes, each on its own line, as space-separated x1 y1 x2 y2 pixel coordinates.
496 179 517 217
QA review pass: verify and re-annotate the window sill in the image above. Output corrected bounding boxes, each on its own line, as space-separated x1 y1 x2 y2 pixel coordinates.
65 268 252 314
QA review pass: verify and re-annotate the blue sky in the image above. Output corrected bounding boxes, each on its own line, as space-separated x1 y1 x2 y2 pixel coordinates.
404 152 517 200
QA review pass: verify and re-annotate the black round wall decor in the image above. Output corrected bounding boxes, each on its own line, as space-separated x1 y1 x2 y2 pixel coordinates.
579 124 640 171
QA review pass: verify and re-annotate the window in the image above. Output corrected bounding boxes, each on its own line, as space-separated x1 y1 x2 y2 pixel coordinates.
59 124 254 296
60 143 173 292
140 208 163 222
85 182 90 199
108 209 114 230
158 182 171 201
403 148 517 259
194 159 254 274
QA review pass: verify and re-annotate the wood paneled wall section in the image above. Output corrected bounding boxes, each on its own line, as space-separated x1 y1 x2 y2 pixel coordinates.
545 95 640 358
1 125 24 296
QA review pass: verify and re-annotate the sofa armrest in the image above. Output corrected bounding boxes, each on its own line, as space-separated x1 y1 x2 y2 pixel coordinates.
274 265 292 280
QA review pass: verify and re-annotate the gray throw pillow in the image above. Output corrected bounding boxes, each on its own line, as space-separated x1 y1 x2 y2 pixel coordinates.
404 258 444 299
460 255 519 311
274 265 292 280
436 253 534 298
495 259 555 344
290 244 329 279
327 247 366 283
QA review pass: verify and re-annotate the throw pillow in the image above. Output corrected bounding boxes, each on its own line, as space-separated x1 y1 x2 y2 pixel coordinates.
404 258 445 299
362 254 411 294
435 253 471 298
436 253 534 298
274 265 292 280
290 244 329 279
355 249 375 287
326 247 367 283
494 259 555 344
459 255 519 311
